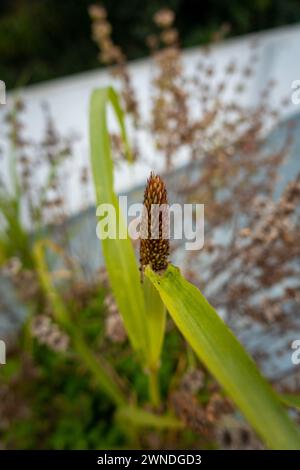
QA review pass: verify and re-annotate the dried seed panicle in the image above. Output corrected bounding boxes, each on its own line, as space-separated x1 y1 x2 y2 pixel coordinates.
140 172 169 274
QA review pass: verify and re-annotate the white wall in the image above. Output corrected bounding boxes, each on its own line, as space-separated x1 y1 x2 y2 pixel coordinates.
1 24 300 222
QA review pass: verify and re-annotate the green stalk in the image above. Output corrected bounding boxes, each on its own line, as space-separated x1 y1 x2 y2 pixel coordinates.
143 276 166 406
148 367 161 408
143 276 166 369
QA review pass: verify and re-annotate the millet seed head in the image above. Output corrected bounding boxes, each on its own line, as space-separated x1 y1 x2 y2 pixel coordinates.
140 172 169 276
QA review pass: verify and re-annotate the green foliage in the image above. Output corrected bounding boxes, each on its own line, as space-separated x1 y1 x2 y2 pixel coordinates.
1 304 197 449
0 130 33 268
4 350 125 449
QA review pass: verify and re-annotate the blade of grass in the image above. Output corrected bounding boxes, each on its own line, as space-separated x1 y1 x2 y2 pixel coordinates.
146 264 300 450
89 87 149 362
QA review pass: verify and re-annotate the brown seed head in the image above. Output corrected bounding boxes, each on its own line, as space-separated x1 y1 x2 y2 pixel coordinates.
153 8 175 28
140 172 169 275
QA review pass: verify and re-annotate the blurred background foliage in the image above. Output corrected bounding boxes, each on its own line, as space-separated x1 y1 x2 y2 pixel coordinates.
2 0 300 89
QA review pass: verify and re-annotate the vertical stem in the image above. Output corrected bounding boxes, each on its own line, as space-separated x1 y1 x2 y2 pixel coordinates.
143 276 165 408
143 276 166 368
149 367 161 408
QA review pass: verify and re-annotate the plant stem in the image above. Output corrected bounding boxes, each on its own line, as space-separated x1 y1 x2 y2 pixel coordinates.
149 367 161 408
143 276 166 369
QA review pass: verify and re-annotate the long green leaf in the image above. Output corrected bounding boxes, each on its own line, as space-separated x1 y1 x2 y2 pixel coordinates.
146 264 300 449
89 87 149 361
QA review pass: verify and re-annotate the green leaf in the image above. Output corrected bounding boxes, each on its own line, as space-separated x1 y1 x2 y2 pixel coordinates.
89 87 149 361
145 264 300 450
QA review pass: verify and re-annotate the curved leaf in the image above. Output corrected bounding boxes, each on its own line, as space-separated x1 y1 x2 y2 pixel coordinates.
146 264 300 450
89 87 149 360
